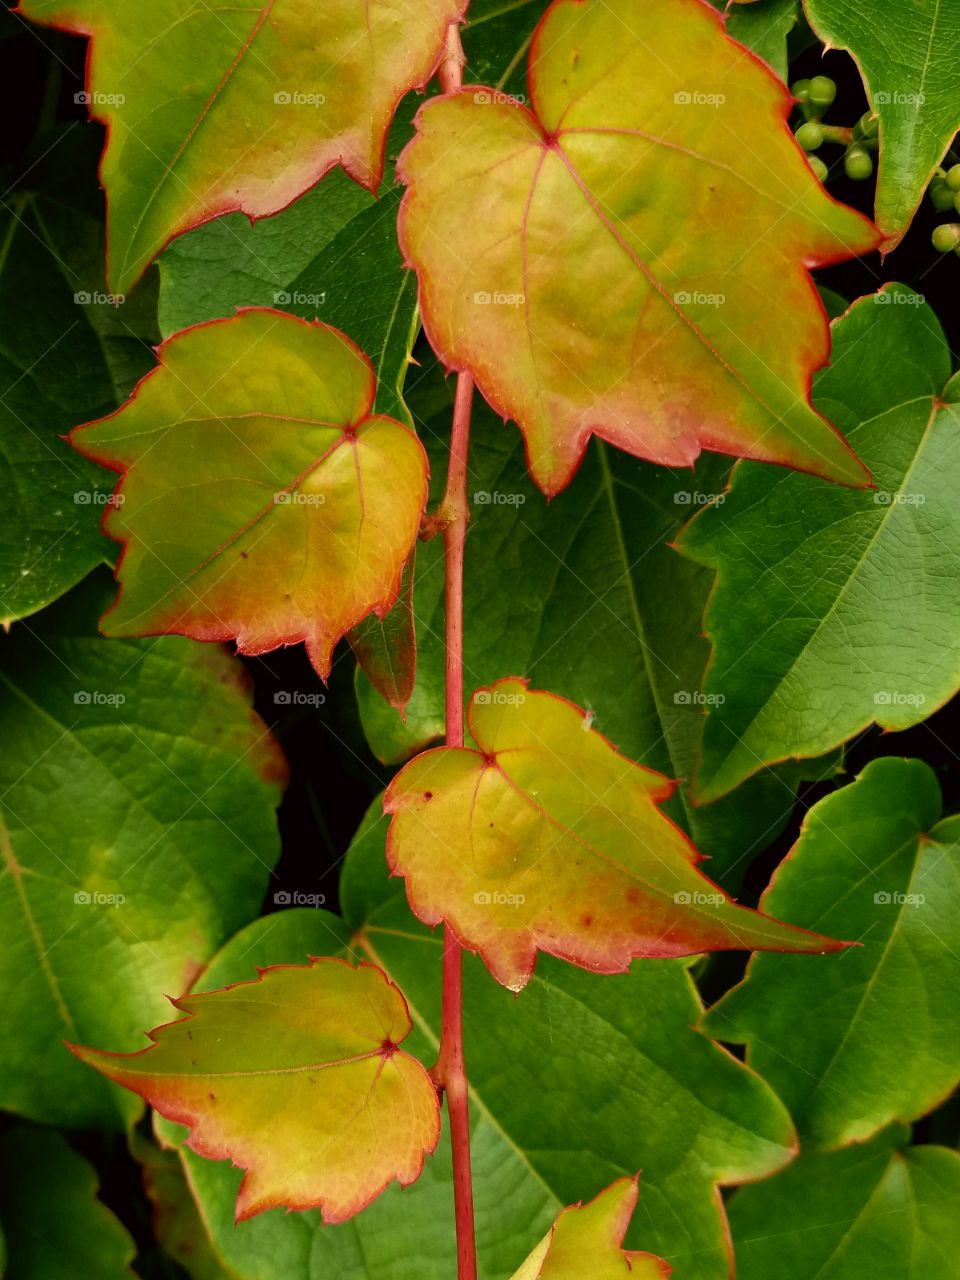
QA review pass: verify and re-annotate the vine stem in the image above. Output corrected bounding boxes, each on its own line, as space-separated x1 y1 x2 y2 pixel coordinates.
431 24 477 1280
437 370 478 1280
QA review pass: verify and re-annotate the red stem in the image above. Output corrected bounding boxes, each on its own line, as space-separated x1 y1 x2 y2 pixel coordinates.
432 25 477 1279
438 366 477 1280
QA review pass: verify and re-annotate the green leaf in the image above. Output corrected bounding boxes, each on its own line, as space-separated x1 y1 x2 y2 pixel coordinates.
158 178 418 426
805 0 960 245
71 309 428 678
19 0 467 294
0 1125 136 1279
678 284 959 802
0 189 157 626
74 957 441 1222
358 383 840 889
703 757 960 1151
157 811 802 1280
399 0 878 496
347 556 417 713
386 679 845 992
509 1179 668 1280
711 0 800 79
0 578 286 1128
728 1126 960 1278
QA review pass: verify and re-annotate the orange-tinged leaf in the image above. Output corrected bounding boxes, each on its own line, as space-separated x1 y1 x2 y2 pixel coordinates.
70 309 428 679
398 0 880 496
511 1179 669 1279
69 958 440 1223
384 679 847 991
19 0 467 294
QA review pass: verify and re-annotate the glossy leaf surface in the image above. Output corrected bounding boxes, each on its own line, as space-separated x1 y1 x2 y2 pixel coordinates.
75 958 440 1222
154 819 802 1280
0 187 157 625
20 0 467 293
729 1126 960 1278
510 1179 668 1279
399 0 879 495
385 679 844 990
0 1126 136 1279
704 758 960 1151
806 0 960 245
0 581 286 1129
679 286 960 801
71 309 428 678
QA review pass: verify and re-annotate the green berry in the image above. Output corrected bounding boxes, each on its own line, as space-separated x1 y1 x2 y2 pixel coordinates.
932 223 960 253
791 78 811 103
795 121 824 151
855 111 880 140
808 75 837 110
930 179 957 212
945 163 960 191
809 155 829 183
955 191 960 215
844 144 873 181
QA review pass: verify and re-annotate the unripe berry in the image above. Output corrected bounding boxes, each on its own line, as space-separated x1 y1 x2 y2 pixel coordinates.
809 155 829 184
791 78 811 104
955 191 960 215
808 75 836 110
796 121 824 151
931 223 960 253
945 164 960 191
854 112 879 140
930 180 956 212
844 144 873 181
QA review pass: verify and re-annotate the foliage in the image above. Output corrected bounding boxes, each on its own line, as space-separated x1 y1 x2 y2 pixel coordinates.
2 0 958 1276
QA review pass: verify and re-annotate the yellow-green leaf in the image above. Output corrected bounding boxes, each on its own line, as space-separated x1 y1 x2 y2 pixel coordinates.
71 309 428 679
384 679 845 991
510 1179 669 1279
19 0 466 294
71 958 440 1223
398 0 879 495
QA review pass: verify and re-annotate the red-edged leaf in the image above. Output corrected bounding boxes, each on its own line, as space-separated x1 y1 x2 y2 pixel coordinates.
69 958 440 1223
398 0 880 496
19 0 467 294
511 1178 669 1279
384 679 847 991
70 308 428 679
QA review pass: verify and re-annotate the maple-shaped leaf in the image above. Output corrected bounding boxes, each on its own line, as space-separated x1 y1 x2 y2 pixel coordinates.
384 679 846 991
70 309 428 679
69 958 440 1222
511 1178 669 1279
398 0 879 496
19 0 467 295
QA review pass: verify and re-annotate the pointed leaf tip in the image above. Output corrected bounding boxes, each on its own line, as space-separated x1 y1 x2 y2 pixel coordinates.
385 679 844 990
510 1177 670 1278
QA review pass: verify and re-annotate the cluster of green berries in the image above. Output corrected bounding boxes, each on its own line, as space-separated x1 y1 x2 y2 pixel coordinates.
791 76 878 184
930 164 960 256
